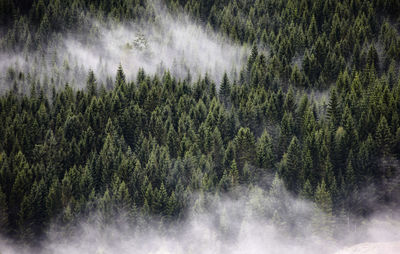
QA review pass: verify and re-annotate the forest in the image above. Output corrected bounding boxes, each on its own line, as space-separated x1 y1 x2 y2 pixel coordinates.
0 0 400 253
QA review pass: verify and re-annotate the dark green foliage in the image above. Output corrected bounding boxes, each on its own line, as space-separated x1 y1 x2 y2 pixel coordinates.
234 127 256 169
219 73 231 106
2 60 397 240
279 136 303 193
0 0 400 243
0 185 8 233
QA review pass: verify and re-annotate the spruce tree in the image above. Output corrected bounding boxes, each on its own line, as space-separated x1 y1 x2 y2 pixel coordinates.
312 180 334 239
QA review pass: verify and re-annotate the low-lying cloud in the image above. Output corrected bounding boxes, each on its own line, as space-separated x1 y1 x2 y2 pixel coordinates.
0 3 248 93
64 14 247 83
1 177 399 254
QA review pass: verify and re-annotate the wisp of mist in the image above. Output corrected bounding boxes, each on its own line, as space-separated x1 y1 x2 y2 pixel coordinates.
1 3 400 254
0 4 248 92
65 14 247 83
1 176 400 254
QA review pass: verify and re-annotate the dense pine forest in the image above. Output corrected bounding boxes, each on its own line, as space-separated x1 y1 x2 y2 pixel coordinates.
0 0 400 252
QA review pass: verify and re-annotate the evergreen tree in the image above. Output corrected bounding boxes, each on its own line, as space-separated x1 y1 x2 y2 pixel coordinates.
86 70 97 97
280 136 303 193
115 64 126 88
375 116 392 156
0 0 400 241
46 178 62 219
234 127 256 169
0 185 8 233
300 180 313 200
327 87 340 128
114 181 131 219
247 44 258 79
312 180 334 239
256 129 274 169
219 72 231 106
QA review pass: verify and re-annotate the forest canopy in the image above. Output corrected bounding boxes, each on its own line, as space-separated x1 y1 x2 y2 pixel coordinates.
0 0 399 251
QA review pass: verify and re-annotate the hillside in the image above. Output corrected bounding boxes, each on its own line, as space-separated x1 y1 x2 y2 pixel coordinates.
0 0 399 253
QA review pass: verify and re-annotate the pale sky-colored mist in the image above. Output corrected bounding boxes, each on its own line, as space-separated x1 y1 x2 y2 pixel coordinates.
63 10 248 84
1 182 400 254
0 2 248 92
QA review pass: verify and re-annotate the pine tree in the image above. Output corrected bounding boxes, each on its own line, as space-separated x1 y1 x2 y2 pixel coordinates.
219 170 231 192
154 183 168 215
280 136 302 193
278 112 295 156
234 127 256 169
312 180 334 239
375 116 392 156
46 178 62 219
284 87 296 113
223 141 235 169
31 178 47 233
167 126 179 158
302 148 314 186
300 179 313 200
116 64 126 84
86 70 97 97
256 129 274 169
167 191 178 217
0 185 8 233
327 87 340 128
219 72 231 106
229 160 239 187
210 127 224 177
247 44 258 79
114 181 131 219
345 159 356 193
268 174 289 226
99 189 113 225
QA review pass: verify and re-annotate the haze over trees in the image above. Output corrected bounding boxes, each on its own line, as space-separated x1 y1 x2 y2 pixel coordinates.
0 0 400 252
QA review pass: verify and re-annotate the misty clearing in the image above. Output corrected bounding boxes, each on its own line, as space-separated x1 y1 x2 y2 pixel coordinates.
1 0 400 254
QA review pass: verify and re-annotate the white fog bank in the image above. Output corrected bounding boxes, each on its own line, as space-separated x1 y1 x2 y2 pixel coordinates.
0 3 248 92
1 181 400 254
64 14 248 84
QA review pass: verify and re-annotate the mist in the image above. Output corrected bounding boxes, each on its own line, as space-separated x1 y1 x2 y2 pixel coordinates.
0 2 248 93
64 13 247 83
1 176 399 254
1 1 399 254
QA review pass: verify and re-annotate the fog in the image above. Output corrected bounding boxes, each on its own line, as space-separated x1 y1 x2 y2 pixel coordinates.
1 2 399 254
1 176 399 254
0 2 248 93
64 14 247 83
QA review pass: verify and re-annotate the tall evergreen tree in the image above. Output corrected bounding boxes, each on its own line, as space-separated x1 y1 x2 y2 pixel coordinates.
312 180 334 239
219 72 231 106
